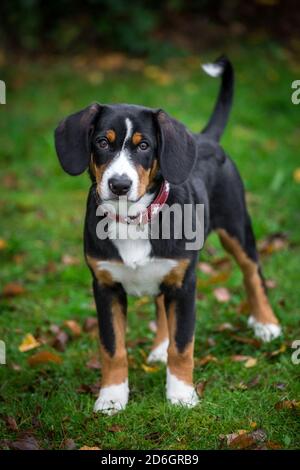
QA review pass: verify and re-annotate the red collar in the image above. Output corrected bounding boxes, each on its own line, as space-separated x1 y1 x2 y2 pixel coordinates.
106 180 170 225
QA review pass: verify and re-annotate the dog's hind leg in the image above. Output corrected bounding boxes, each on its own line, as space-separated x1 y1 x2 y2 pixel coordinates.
211 159 281 342
147 294 169 364
216 216 281 342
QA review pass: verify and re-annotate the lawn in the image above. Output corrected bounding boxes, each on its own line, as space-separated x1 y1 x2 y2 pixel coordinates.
0 42 300 450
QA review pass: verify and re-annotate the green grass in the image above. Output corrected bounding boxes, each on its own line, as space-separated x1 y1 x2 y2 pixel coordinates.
0 42 300 450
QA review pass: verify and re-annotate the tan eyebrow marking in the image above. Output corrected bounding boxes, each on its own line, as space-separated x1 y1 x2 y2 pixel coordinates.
132 132 143 146
106 129 116 143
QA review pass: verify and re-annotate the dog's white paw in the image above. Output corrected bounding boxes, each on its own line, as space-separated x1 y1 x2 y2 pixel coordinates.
166 368 199 408
248 315 282 342
94 380 129 416
147 339 169 364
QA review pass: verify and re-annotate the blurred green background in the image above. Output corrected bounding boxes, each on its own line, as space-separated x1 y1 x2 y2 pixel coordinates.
0 0 300 451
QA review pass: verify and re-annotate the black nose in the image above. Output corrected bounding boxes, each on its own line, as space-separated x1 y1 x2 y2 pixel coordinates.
109 175 132 196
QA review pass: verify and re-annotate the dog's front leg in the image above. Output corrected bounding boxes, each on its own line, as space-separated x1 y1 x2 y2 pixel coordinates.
164 277 199 408
92 280 128 415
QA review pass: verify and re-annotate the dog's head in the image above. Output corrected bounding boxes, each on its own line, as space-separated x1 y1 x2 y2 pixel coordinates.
55 103 211 201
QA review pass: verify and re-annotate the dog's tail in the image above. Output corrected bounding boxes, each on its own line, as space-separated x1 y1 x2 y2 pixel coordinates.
201 55 234 142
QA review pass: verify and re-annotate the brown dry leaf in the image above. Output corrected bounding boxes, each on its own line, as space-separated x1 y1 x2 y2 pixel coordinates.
198 262 216 275
244 357 257 368
86 356 101 370
246 375 261 389
196 354 218 366
0 239 7 250
231 354 252 362
265 279 277 289
141 364 160 373
221 429 247 446
258 232 288 256
107 425 124 432
62 254 80 266
266 440 282 449
3 282 26 297
196 380 208 398
4 416 18 431
62 438 76 450
83 317 98 332
64 320 82 337
217 322 234 332
275 399 300 410
230 334 261 348
11 363 21 371
80 446 101 450
28 350 62 366
19 333 41 352
77 381 100 396
229 433 255 449
198 271 230 288
213 287 231 303
268 344 287 357
52 330 69 352
211 256 231 271
9 435 40 450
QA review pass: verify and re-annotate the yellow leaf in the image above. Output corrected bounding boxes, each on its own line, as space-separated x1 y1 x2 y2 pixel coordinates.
141 364 160 373
0 239 7 250
293 168 300 183
245 357 257 368
18 334 41 352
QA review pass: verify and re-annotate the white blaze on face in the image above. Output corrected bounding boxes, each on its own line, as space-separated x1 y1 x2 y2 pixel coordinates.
100 118 140 201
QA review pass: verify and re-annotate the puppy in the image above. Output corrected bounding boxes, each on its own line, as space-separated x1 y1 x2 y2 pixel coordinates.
54 56 281 415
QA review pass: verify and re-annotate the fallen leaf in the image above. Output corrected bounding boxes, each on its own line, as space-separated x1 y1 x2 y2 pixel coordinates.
134 296 150 308
0 239 7 250
275 399 300 410
265 279 277 289
148 320 157 333
62 254 80 266
77 381 100 396
250 421 257 428
267 344 287 357
258 232 288 256
211 256 231 271
83 317 98 332
4 416 18 431
213 287 231 303
198 271 230 288
52 330 69 352
217 322 234 332
229 433 255 449
107 425 124 432
3 282 26 297
80 446 101 450
196 380 208 398
28 350 62 366
141 364 160 373
230 334 261 348
64 320 82 337
196 354 218 366
206 336 216 347
293 167 300 183
19 334 41 352
220 429 247 446
244 357 257 368
230 354 252 362
198 262 215 275
11 363 21 371
86 356 101 370
273 382 286 390
236 300 250 315
9 435 40 450
62 438 76 450
266 440 282 449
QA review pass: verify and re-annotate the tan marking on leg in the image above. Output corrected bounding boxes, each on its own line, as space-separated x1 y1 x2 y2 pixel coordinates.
167 302 194 384
152 294 169 348
106 129 116 143
217 229 278 324
86 255 114 287
100 299 128 387
163 259 190 289
132 132 143 146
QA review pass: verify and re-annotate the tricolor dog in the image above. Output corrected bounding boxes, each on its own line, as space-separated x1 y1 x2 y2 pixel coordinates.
54 56 281 415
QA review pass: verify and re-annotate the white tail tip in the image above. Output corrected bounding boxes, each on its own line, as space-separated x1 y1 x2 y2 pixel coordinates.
202 62 224 78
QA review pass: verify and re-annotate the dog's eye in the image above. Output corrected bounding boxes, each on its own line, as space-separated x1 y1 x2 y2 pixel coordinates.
96 138 109 149
138 141 149 151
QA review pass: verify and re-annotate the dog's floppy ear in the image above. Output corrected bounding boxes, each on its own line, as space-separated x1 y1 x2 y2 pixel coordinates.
54 103 102 175
155 110 197 185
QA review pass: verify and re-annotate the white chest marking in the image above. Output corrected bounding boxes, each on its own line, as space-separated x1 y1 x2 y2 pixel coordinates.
97 248 177 296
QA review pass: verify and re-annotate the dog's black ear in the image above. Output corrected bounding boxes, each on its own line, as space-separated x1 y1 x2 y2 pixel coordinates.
54 103 102 175
155 110 197 185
